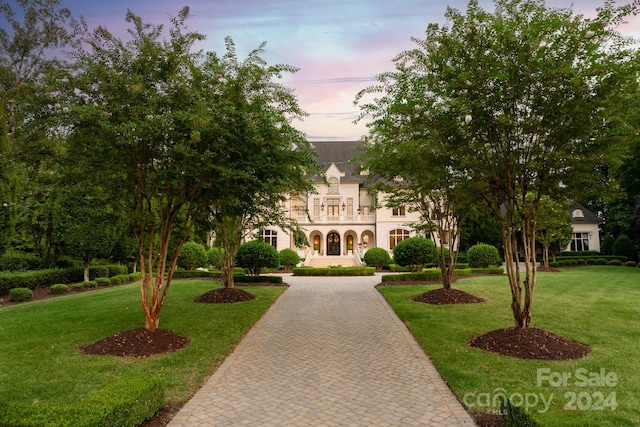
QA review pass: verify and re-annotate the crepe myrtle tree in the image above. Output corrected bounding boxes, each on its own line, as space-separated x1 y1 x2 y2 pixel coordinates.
206 38 318 289
66 8 245 331
357 0 640 329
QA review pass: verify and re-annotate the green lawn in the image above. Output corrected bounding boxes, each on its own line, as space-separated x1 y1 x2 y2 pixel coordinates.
377 266 640 427
0 280 286 406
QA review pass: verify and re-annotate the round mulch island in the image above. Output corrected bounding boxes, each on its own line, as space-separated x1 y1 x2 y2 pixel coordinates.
194 287 256 303
469 327 590 360
79 328 190 358
412 287 486 305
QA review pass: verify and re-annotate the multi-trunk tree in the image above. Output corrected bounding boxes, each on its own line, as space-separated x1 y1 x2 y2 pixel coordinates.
357 0 639 329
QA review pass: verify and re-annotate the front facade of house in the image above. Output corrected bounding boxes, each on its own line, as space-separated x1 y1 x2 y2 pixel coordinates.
262 141 437 267
259 141 603 266
567 203 602 252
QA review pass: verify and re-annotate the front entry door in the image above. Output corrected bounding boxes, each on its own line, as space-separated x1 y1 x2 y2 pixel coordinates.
327 232 340 256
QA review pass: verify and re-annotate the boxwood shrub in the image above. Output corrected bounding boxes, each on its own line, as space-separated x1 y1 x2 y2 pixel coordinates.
95 277 111 287
625 261 637 267
381 271 442 282
8 287 33 302
84 281 98 288
235 275 283 284
0 268 84 296
595 258 608 265
0 375 163 427
608 259 622 266
71 283 85 291
471 267 505 274
50 284 69 294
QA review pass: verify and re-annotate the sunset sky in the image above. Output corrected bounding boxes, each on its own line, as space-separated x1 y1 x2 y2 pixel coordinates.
14 0 640 140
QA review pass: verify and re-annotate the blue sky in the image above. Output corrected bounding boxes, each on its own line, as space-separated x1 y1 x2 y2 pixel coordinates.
12 0 640 140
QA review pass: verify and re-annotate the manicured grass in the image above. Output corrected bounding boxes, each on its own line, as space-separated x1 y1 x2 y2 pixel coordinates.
0 280 286 407
377 266 640 426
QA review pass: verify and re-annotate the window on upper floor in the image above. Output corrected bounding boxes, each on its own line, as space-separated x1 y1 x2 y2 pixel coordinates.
328 177 339 194
572 209 584 218
346 198 353 216
392 206 406 216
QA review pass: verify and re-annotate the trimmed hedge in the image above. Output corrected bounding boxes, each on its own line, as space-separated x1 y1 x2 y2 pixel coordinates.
471 267 505 274
8 287 33 302
95 277 111 287
292 267 375 276
625 261 637 267
50 284 69 294
381 271 443 282
0 268 84 296
71 283 86 291
172 269 216 279
0 375 163 427
235 275 283 284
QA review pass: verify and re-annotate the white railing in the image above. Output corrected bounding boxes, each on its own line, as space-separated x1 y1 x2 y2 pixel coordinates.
302 214 375 223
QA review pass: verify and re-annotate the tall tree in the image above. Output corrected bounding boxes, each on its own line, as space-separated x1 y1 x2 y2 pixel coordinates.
207 39 318 289
357 0 639 329
0 0 78 258
68 8 228 331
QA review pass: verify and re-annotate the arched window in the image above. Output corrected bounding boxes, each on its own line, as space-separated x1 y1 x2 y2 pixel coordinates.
389 229 410 249
328 177 339 194
262 229 277 248
572 209 584 218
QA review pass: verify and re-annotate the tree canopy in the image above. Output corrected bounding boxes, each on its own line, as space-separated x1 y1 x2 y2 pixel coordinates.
357 0 640 329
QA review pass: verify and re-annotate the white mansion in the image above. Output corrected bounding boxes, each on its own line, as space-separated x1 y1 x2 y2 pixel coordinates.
259 141 601 267
261 141 443 267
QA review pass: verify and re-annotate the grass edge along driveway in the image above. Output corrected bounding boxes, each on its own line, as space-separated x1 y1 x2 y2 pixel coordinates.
0 280 287 408
377 266 640 427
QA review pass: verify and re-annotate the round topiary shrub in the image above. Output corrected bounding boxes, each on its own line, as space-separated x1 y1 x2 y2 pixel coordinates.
363 247 391 270
9 287 33 302
85 280 98 288
110 276 122 285
278 248 301 269
392 237 436 272
207 247 224 269
467 243 502 268
595 258 608 265
608 259 622 266
236 240 279 276
71 283 85 291
177 241 209 270
50 284 69 294
95 277 111 286
576 258 586 265
625 261 637 267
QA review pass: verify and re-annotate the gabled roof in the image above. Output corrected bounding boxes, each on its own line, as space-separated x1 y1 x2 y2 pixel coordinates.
310 141 367 184
569 202 602 224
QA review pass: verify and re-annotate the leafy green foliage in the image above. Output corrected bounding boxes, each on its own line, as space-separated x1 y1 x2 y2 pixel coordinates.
292 266 375 276
358 0 640 328
467 243 502 268
392 237 435 272
363 247 391 270
50 284 68 294
8 287 32 302
177 241 208 270
0 268 83 295
613 234 637 261
236 240 279 276
278 248 300 269
207 247 224 269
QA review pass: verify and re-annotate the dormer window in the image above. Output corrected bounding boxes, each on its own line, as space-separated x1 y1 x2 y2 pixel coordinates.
328 177 339 194
572 209 584 218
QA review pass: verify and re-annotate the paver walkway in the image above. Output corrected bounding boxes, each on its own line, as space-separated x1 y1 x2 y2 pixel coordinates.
168 274 474 426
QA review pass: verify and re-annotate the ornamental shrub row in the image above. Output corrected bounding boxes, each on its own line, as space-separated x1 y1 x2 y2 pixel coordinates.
8 287 33 302
292 267 375 276
381 271 443 282
0 375 163 427
0 268 84 296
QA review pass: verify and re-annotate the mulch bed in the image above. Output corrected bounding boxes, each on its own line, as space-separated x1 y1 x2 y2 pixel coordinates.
469 327 591 360
412 287 486 304
194 287 256 303
79 328 191 358
472 412 503 427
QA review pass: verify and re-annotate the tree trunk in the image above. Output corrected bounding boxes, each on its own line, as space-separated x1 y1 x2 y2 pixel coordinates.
217 215 243 289
83 258 90 283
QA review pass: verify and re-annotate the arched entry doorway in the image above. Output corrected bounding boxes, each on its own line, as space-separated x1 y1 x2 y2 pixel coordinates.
327 232 340 255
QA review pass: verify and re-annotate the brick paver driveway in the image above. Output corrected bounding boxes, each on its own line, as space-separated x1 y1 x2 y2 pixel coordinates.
169 274 474 426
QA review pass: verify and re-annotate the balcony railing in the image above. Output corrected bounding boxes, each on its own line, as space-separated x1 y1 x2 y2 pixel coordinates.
297 214 375 223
